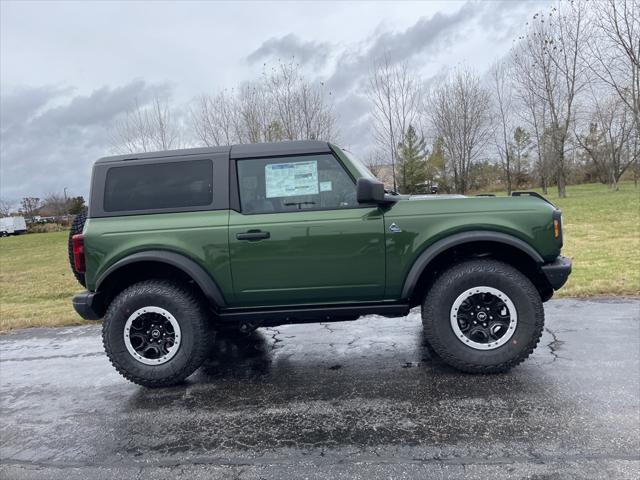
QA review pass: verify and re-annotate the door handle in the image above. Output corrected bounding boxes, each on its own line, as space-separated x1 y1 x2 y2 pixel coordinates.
236 230 270 241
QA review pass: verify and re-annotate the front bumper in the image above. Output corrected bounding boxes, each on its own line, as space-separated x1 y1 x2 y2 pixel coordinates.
541 256 572 290
72 291 104 320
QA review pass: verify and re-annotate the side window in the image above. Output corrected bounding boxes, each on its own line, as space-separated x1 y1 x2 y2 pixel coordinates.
104 159 213 212
237 154 357 214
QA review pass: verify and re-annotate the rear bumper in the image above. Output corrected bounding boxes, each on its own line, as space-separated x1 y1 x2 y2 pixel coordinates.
72 291 103 320
541 256 572 290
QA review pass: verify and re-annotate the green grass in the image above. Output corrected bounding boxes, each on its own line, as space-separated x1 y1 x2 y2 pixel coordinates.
0 231 89 331
515 182 640 297
0 182 638 331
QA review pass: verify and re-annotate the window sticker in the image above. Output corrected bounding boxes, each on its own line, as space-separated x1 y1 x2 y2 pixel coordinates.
265 160 319 198
319 181 333 192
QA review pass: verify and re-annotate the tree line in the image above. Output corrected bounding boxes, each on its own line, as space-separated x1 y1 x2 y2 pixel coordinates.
368 0 638 196
0 195 85 221
108 0 638 197
109 61 336 155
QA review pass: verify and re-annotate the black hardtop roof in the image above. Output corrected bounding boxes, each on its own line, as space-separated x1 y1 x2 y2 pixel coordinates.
94 140 332 164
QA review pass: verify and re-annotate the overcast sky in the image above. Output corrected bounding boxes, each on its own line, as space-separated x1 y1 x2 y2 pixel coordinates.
0 0 547 204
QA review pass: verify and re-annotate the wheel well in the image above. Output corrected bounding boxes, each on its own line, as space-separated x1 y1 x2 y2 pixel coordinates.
408 241 553 308
96 261 213 315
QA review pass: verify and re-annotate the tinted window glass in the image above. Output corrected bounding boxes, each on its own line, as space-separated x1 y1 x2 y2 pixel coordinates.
237 154 357 214
104 159 213 212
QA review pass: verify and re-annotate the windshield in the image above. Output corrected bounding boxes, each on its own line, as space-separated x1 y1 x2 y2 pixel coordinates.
342 149 376 180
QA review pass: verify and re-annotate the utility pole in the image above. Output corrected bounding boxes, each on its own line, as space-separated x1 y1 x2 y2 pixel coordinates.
63 187 68 225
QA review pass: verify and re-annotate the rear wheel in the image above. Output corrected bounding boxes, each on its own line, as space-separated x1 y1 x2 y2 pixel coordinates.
422 259 544 373
103 280 210 387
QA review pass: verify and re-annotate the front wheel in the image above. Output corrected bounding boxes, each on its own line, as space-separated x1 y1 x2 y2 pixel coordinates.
102 280 210 387
422 259 544 373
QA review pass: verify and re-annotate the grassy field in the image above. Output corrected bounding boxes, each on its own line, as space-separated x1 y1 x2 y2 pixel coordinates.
0 231 86 331
0 182 638 331
532 182 639 297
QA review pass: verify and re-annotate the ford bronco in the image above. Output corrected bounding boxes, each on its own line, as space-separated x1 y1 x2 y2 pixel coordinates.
70 140 571 387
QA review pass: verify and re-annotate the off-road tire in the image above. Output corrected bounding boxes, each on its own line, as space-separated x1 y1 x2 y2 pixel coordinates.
422 259 544 373
103 280 210 387
68 208 87 287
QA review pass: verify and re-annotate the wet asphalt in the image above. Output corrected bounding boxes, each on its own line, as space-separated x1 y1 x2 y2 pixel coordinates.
0 298 639 479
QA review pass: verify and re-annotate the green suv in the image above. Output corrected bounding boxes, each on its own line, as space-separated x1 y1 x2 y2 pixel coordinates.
70 140 571 387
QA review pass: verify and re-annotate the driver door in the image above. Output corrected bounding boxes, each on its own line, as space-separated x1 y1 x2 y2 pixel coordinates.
228 153 385 307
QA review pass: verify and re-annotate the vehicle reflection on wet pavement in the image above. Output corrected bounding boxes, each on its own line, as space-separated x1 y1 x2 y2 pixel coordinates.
1 299 639 479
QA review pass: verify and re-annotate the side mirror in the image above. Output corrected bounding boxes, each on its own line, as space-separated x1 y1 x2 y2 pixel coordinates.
357 177 386 204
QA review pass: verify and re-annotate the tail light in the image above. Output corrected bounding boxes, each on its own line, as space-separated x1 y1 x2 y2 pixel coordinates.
72 234 85 273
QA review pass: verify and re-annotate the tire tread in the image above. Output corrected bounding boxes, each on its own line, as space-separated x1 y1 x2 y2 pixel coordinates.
102 279 210 387
422 259 544 374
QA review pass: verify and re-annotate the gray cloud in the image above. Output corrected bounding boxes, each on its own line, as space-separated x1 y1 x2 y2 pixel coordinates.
325 3 483 157
478 0 543 42
328 2 480 95
1 1 542 203
0 80 172 202
332 93 371 150
247 33 331 67
38 82 162 127
0 85 74 129
326 1 539 156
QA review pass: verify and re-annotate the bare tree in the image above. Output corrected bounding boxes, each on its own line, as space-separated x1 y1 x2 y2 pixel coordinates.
364 150 387 178
191 91 242 146
268 61 336 141
511 1 590 197
43 193 70 220
237 81 273 143
367 55 422 192
191 61 336 147
490 59 515 193
20 197 41 220
575 91 638 189
110 95 182 154
428 67 491 194
0 198 12 217
511 64 552 193
587 0 640 138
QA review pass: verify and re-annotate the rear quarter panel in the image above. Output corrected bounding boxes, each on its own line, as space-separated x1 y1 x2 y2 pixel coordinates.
83 211 232 299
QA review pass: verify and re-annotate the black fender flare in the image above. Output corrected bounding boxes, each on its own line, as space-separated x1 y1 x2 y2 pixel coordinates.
96 250 226 307
400 231 544 300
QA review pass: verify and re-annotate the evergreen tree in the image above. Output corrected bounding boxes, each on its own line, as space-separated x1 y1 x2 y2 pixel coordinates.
426 136 446 192
397 125 428 194
68 196 86 216
512 127 531 188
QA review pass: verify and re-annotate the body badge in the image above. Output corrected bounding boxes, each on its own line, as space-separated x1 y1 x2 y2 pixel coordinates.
388 223 402 233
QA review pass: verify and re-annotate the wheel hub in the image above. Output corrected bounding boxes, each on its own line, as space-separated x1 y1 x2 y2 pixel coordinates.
124 306 181 365
450 287 518 351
